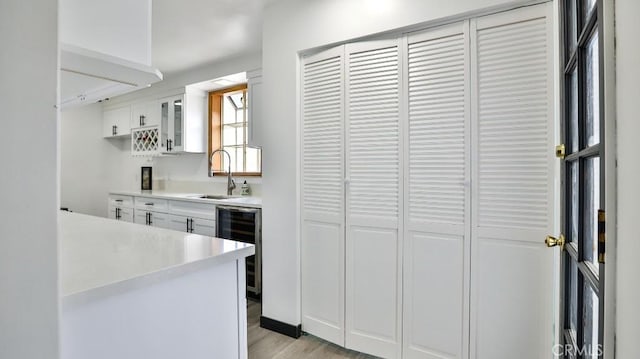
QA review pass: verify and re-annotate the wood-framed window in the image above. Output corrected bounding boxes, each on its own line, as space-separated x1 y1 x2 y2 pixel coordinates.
209 84 262 176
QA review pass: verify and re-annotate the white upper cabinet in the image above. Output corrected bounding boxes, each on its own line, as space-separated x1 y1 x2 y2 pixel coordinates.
247 69 263 148
158 89 206 154
130 88 205 156
103 105 132 138
132 100 160 128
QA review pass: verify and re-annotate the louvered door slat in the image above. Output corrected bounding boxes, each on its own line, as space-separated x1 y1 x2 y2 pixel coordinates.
301 46 345 346
345 39 401 359
347 45 400 220
476 17 550 230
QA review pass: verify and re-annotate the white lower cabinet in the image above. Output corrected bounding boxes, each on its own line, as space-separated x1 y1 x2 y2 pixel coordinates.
111 195 218 237
108 206 134 222
301 4 554 359
166 213 216 237
134 209 170 229
108 195 134 223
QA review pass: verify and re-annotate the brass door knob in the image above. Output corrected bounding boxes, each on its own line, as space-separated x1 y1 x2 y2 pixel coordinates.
545 234 565 249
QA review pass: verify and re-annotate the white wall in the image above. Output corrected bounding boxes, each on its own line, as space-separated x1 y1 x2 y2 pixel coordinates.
615 0 640 357
61 104 122 216
0 0 59 357
60 52 263 216
261 0 535 326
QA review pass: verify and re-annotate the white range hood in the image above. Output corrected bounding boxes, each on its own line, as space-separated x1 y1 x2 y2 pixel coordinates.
59 44 163 108
59 0 162 108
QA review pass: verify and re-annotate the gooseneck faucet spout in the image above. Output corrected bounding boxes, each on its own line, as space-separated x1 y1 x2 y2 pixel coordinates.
210 149 236 196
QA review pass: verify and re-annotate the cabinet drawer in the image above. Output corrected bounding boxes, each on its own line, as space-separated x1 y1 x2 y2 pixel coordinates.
135 197 168 211
109 195 134 208
168 199 216 220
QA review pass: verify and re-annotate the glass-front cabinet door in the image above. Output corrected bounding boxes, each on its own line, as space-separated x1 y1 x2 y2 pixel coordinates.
158 95 185 153
172 97 184 152
160 99 170 152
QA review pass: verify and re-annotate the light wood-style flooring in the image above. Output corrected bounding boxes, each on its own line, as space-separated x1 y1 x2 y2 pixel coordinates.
248 300 378 359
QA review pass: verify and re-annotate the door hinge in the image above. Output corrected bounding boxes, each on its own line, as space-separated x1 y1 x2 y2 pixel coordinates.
598 209 606 263
555 144 566 159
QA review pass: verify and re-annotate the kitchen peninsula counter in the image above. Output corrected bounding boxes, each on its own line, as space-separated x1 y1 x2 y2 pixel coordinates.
60 212 253 359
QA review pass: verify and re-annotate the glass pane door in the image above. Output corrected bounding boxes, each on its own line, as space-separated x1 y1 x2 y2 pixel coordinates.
160 100 169 151
559 1 605 358
173 98 183 147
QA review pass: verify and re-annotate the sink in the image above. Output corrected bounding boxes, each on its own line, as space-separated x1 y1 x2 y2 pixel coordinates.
195 194 231 200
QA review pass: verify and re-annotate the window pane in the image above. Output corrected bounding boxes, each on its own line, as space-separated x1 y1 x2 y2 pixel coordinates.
235 147 245 173
236 126 243 145
569 69 579 153
582 282 600 358
174 99 182 147
217 147 230 170
566 0 577 55
223 146 236 172
583 157 600 269
223 95 236 124
567 257 578 335
223 126 236 146
246 147 260 173
581 0 596 24
570 162 579 242
585 30 600 147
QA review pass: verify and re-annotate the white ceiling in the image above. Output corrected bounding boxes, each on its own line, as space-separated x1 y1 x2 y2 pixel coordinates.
152 0 266 75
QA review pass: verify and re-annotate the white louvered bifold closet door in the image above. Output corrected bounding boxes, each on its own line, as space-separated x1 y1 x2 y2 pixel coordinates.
404 22 470 359
344 38 402 359
470 4 555 359
300 45 346 346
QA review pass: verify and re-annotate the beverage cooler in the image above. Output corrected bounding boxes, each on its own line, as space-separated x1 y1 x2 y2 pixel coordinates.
216 205 261 299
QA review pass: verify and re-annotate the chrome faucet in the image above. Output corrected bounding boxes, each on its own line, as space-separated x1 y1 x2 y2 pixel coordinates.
210 149 236 196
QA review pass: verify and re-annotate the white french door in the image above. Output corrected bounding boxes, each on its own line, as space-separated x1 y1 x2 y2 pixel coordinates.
345 38 402 358
469 3 556 359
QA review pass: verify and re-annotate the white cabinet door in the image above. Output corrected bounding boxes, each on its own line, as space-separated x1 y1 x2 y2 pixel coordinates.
166 213 192 233
247 69 263 148
132 100 159 128
109 206 134 223
469 4 555 359
344 38 402 359
301 45 346 346
191 217 216 237
134 209 169 229
166 213 216 237
404 22 470 359
103 106 131 138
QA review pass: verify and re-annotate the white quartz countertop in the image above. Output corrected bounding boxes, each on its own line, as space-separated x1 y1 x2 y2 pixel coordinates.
109 190 262 208
60 212 254 304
